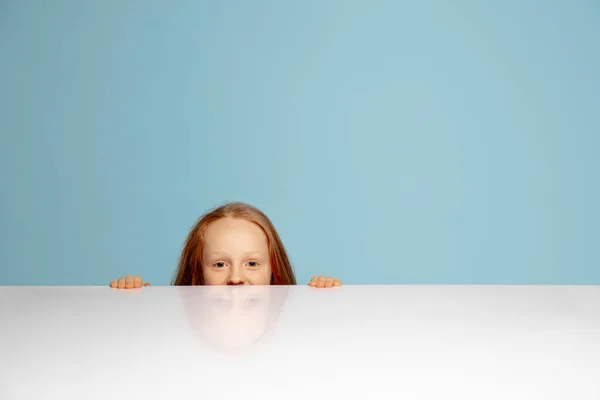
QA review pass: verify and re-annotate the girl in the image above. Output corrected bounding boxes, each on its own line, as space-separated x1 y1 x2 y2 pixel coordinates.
109 202 342 289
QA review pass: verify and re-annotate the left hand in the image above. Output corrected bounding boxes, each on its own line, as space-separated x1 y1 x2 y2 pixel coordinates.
308 275 342 288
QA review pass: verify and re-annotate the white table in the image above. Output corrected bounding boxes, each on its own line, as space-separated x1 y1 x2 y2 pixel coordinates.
1 285 598 399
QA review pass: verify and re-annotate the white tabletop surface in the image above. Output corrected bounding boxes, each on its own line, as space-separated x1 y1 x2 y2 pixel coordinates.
1 285 599 400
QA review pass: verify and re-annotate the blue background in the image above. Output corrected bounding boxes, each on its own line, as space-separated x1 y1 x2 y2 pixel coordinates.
1 0 599 285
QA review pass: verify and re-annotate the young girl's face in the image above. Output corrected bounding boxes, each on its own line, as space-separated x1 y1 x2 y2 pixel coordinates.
201 217 272 285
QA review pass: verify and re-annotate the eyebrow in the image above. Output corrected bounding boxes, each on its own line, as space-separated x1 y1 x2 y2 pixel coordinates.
208 251 265 258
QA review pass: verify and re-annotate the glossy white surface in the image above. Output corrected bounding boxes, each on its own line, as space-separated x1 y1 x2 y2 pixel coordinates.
1 285 599 399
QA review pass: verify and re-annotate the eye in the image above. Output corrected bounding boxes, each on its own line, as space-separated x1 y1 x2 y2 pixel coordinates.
247 261 259 268
214 262 226 268
211 295 231 307
245 297 261 306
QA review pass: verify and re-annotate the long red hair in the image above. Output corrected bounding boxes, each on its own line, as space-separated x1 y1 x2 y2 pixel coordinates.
172 202 297 285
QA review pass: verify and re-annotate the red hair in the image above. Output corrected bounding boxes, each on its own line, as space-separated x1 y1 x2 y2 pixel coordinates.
172 202 297 285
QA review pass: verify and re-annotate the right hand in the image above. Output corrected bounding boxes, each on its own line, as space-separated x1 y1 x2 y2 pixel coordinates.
109 275 150 289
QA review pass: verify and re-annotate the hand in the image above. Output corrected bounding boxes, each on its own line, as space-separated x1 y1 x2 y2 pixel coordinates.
109 275 150 289
308 275 342 288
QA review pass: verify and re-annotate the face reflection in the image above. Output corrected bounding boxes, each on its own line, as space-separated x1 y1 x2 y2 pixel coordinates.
201 217 272 286
204 286 271 350
182 285 289 354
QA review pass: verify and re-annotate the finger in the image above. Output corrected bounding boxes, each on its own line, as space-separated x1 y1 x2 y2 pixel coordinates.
125 276 134 289
117 277 126 289
333 279 342 286
316 275 326 288
144 282 151 287
134 276 142 289
109 280 117 288
308 276 317 287
325 277 334 287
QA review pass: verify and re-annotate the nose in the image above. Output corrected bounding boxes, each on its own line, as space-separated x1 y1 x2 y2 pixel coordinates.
227 265 245 285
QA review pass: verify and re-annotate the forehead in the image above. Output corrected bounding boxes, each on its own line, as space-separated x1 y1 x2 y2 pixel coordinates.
203 217 268 251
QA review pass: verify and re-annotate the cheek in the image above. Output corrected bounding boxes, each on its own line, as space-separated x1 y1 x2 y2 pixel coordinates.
202 268 226 285
249 264 272 285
